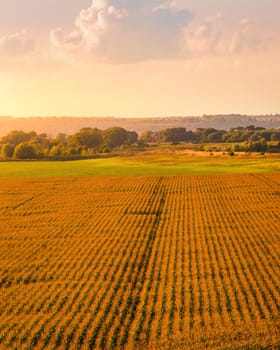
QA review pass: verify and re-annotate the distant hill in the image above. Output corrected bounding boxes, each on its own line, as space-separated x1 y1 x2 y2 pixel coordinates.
0 115 279 136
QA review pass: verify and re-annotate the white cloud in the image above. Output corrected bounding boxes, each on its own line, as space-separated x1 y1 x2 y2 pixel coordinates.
49 0 262 63
153 1 178 12
184 15 262 57
184 15 223 54
0 30 35 55
50 0 128 55
50 29 83 50
228 19 261 54
75 0 128 49
50 0 192 62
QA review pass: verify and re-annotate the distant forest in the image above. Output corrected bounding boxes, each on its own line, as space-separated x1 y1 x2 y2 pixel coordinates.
1 125 280 160
0 115 280 136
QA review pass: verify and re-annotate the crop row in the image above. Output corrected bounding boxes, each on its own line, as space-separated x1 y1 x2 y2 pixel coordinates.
0 173 279 349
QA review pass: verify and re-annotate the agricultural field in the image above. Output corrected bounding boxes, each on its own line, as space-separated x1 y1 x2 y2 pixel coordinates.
0 173 279 349
0 151 280 178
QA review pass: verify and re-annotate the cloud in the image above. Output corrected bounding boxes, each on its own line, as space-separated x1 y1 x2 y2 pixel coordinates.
50 0 192 62
228 19 261 54
0 30 35 55
50 0 128 56
183 15 223 55
50 29 83 50
49 0 262 63
184 15 262 57
74 0 128 49
153 1 178 12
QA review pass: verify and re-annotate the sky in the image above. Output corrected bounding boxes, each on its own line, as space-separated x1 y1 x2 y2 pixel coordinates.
0 0 279 117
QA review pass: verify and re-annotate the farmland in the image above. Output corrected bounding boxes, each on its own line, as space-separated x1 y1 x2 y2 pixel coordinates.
0 151 280 178
0 173 279 349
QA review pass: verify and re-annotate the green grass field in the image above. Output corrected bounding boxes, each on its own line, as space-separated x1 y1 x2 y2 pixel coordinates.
0 152 279 178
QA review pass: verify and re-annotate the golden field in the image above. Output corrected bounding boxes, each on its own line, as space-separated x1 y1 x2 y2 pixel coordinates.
0 173 279 349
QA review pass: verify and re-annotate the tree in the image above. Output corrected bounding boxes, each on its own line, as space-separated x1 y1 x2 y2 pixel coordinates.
13 143 36 159
61 145 80 156
139 130 156 143
103 127 129 148
1 143 15 159
271 131 280 141
252 138 268 153
206 131 227 143
157 128 187 143
127 131 138 145
185 130 196 142
28 135 50 158
49 145 62 157
71 128 103 149
1 130 36 146
54 133 68 144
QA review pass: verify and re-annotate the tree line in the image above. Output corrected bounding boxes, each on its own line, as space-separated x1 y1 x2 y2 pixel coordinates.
139 126 280 143
1 125 280 159
139 126 280 153
0 127 137 160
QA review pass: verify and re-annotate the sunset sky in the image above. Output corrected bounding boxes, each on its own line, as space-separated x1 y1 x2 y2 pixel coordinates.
0 0 279 117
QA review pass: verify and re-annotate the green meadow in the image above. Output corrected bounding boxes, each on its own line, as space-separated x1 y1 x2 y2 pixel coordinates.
0 152 279 178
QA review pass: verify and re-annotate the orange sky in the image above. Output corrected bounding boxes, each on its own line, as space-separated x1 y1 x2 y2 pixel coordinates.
0 0 279 117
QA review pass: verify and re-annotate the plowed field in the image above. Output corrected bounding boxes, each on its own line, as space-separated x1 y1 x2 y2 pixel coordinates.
0 173 279 349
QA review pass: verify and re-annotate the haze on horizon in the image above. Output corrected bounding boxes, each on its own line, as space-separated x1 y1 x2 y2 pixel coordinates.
0 0 279 118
